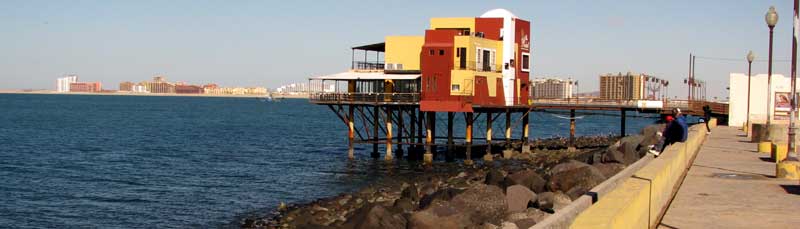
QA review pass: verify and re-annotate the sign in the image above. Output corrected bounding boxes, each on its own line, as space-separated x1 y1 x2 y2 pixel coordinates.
774 92 799 120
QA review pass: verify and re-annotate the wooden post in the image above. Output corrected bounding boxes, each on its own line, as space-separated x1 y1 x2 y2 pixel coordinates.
396 107 404 159
486 111 493 154
465 112 474 165
446 112 455 162
431 112 437 155
348 105 355 160
385 106 393 161
505 109 512 149
409 108 416 160
521 111 530 153
372 106 379 159
424 112 434 164
569 109 576 150
620 109 627 137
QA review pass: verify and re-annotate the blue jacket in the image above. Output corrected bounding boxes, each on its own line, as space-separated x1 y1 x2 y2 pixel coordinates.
664 115 688 143
676 115 688 142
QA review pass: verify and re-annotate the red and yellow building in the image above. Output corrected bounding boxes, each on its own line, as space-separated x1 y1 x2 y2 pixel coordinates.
311 9 531 112
309 9 533 163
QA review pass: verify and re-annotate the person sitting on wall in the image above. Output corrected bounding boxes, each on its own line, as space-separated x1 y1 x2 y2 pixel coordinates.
649 109 688 157
649 115 674 156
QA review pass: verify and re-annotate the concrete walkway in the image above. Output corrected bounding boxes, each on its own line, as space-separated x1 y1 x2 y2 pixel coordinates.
658 126 800 229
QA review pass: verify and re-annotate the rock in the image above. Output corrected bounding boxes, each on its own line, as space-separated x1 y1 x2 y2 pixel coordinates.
501 221 519 229
485 169 505 187
512 218 537 229
504 169 547 193
342 204 407 229
419 188 463 210
471 223 499 229
552 192 572 211
506 208 550 223
393 197 415 213
537 192 571 212
449 184 508 225
550 160 589 175
505 185 537 213
601 143 625 163
408 208 472 229
277 202 287 212
401 183 420 201
618 135 644 165
548 161 607 198
593 163 626 178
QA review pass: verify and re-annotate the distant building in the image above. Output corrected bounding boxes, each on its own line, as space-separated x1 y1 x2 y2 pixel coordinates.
531 78 573 99
70 82 102 92
132 84 148 93
56 75 78 92
119 82 135 91
599 72 647 100
140 76 175 93
205 87 267 95
175 85 204 94
276 83 309 93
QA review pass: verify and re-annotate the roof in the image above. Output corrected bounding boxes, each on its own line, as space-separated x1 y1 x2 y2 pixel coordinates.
352 42 385 52
310 72 420 80
480 9 518 19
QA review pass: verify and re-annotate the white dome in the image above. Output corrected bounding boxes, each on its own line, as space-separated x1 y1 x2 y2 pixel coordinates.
479 8 517 19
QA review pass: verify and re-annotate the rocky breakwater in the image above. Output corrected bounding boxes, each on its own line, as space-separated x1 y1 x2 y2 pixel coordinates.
242 125 662 229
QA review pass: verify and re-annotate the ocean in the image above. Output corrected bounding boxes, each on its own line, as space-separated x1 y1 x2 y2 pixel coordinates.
0 94 659 228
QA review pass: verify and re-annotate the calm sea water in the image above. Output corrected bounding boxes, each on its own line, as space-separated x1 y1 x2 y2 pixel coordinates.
0 94 658 228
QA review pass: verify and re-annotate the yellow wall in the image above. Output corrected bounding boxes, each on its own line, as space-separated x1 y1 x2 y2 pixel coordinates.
451 36 503 97
570 119 716 229
430 17 475 31
384 36 424 71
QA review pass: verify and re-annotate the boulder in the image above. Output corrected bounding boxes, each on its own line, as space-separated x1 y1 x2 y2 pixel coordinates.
500 221 519 229
401 183 420 201
393 197 415 213
418 188 463 210
552 192 572 211
550 160 589 175
505 185 537 213
536 191 571 212
448 184 508 225
408 208 472 229
506 208 550 224
342 204 407 229
548 162 607 198
601 143 625 163
485 169 505 187
593 163 626 178
512 219 537 229
503 169 547 193
639 124 662 147
618 135 644 165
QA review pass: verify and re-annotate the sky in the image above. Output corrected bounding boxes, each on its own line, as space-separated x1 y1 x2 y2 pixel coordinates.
0 0 797 100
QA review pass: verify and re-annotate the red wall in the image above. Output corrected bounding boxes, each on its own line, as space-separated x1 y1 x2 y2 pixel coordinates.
475 18 503 40
515 19 531 104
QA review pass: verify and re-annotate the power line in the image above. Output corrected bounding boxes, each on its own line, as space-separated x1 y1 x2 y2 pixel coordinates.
695 56 792 63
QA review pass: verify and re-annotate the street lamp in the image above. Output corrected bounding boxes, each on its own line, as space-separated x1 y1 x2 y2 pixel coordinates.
788 0 799 160
747 50 755 130
766 6 778 129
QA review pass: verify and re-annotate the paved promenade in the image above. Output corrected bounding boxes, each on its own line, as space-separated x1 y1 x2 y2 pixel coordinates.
658 126 800 229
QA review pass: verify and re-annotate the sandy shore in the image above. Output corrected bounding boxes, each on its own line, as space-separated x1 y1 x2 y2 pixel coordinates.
0 90 309 99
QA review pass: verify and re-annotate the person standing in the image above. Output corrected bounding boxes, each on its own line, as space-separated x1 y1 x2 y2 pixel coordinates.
703 105 712 134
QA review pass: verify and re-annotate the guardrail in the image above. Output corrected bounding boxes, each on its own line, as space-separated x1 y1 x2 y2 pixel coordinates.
455 61 502 73
309 92 420 104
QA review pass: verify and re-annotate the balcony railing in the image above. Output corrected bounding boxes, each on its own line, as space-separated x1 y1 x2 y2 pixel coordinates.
352 61 385 71
310 92 420 104
456 61 502 73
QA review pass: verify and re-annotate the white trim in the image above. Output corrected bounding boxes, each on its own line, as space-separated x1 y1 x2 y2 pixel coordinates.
521 53 531 72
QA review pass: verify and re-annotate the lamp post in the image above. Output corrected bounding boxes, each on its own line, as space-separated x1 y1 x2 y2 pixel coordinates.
747 51 755 131
788 0 799 160
766 6 778 129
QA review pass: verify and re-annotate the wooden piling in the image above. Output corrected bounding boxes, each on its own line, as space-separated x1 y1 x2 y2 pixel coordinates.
465 112 474 165
446 112 454 162
385 106 393 161
424 111 434 164
348 105 355 160
486 111 493 154
372 106 379 158
621 109 627 137
569 109 576 149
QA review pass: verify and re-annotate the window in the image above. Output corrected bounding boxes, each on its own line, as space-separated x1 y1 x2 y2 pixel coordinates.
429 49 435 55
522 53 530 72
439 49 445 55
456 48 460 57
451 84 460 91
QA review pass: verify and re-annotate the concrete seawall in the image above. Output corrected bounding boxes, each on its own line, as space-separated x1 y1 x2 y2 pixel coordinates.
534 119 716 229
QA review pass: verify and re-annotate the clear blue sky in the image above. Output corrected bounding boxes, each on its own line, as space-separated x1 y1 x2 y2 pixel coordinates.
0 0 796 100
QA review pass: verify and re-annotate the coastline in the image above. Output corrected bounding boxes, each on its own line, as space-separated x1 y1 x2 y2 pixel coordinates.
0 90 310 99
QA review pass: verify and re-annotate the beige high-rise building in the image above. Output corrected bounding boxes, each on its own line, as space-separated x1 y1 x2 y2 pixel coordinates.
531 78 573 99
599 72 647 100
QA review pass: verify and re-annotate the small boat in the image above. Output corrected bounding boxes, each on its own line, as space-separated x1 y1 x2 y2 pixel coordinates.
259 94 283 102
